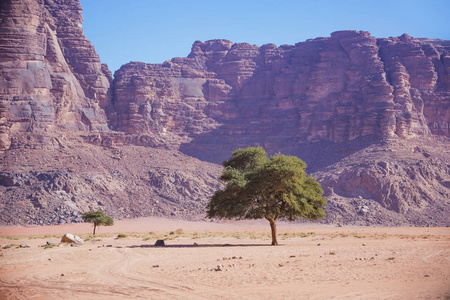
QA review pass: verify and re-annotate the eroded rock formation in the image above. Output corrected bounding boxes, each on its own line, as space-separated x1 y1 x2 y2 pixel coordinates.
0 0 111 151
112 31 450 158
0 0 449 226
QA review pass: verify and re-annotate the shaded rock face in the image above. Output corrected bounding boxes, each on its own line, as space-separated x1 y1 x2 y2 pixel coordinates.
0 0 111 150
113 31 449 160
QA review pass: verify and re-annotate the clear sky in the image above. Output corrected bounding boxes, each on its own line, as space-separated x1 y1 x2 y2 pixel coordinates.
79 0 450 74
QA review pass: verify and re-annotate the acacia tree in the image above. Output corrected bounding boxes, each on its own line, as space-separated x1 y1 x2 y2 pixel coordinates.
207 147 327 245
81 211 114 236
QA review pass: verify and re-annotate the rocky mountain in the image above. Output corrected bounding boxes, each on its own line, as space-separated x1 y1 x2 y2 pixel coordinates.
0 0 449 226
113 32 449 158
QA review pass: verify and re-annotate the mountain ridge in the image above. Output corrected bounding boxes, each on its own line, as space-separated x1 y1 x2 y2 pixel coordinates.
0 0 448 226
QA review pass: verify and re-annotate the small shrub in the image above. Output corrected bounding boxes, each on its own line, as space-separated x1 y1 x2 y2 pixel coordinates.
117 233 127 238
175 228 184 234
329 251 337 255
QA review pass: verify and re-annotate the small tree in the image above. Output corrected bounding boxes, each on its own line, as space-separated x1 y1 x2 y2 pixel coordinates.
81 211 114 236
207 147 327 245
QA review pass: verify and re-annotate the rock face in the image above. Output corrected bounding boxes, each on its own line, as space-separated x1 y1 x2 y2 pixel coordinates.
0 0 111 150
0 0 449 227
113 31 449 161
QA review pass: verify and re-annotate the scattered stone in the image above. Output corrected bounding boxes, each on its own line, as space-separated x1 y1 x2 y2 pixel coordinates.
61 274 65 276
152 265 159 268
154 240 165 247
359 205 370 215
20 244 30 248
106 245 113 247
61 233 83 245
317 243 321 246
290 255 296 258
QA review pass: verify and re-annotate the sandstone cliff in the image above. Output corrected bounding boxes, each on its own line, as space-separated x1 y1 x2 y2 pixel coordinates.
0 0 449 227
112 31 449 158
0 0 111 151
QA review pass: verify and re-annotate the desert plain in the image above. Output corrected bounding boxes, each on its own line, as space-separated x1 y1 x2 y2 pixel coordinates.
0 218 449 299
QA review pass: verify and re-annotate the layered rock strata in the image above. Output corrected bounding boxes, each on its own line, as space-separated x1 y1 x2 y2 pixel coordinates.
0 0 449 227
0 0 111 150
113 31 449 158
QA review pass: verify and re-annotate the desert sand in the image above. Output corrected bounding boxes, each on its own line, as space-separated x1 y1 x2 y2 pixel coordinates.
0 218 449 299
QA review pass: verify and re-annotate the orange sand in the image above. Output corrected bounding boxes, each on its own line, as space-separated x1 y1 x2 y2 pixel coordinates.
0 218 449 299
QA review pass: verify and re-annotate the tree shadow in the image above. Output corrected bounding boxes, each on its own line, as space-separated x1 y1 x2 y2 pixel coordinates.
126 243 274 249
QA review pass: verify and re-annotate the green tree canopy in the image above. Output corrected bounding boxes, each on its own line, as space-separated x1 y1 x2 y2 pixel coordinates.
81 211 114 236
207 147 327 245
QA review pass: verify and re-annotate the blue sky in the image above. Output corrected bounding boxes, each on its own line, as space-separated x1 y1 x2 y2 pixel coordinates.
79 0 450 74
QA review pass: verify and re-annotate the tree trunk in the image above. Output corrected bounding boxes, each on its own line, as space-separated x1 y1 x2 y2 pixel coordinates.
93 224 97 236
268 218 278 245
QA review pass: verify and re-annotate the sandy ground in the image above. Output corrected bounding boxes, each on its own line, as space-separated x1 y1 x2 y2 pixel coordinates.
0 218 449 299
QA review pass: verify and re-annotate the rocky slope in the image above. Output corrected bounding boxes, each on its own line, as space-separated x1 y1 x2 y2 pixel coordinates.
0 139 222 225
0 0 449 226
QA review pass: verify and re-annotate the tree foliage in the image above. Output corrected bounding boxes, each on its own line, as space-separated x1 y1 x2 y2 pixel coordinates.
81 211 114 236
207 147 327 245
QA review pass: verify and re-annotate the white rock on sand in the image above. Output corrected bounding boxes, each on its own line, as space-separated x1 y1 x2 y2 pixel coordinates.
60 233 83 245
